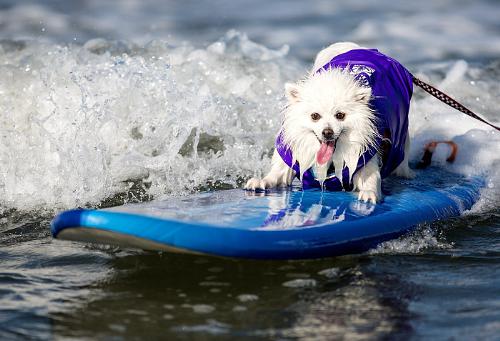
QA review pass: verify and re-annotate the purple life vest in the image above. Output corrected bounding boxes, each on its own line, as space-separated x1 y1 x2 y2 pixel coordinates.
276 49 413 191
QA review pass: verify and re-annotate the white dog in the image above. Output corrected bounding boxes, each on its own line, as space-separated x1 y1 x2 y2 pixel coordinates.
245 42 414 203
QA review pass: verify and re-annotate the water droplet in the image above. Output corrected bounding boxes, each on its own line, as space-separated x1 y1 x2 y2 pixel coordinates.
191 304 216 314
208 267 223 273
318 268 339 278
237 294 259 302
282 279 317 288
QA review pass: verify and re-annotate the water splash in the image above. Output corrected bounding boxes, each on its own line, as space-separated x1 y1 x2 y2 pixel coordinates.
369 225 452 255
1 33 499 216
0 32 299 212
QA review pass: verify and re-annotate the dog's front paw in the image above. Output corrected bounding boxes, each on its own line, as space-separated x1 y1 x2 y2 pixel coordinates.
358 190 379 204
244 177 271 191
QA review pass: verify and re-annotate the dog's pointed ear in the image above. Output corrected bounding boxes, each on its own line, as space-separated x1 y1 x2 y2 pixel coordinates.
285 83 301 103
355 86 372 104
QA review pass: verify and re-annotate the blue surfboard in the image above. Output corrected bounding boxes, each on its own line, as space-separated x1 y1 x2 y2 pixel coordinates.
51 169 483 259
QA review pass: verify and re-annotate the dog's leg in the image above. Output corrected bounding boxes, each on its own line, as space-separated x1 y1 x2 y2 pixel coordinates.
245 149 295 190
353 156 382 203
393 136 415 179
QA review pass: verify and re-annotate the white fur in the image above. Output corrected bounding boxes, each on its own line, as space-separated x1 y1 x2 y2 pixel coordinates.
245 42 412 203
393 136 415 179
311 42 364 73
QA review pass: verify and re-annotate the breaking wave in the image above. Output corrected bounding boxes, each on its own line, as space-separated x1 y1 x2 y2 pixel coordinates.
0 31 499 215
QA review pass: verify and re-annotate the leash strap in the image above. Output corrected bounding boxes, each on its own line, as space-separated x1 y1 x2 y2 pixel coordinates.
411 75 500 131
416 141 458 169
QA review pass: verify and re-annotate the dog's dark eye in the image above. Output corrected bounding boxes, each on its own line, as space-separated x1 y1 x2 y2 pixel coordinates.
311 113 321 121
335 112 346 120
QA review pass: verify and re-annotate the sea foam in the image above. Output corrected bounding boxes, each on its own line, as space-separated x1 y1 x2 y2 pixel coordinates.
0 32 499 214
0 31 298 212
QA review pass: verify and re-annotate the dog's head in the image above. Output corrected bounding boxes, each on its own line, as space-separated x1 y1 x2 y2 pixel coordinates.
281 68 378 180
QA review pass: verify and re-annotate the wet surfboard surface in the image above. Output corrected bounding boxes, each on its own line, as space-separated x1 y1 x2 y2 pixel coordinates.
51 169 483 259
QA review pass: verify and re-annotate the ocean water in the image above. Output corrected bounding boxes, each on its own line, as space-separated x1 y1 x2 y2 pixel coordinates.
1 0 499 340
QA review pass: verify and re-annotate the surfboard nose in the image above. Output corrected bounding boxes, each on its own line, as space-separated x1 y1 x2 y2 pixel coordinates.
51 209 86 237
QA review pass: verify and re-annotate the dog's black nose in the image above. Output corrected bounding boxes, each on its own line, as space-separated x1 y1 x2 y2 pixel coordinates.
322 128 334 140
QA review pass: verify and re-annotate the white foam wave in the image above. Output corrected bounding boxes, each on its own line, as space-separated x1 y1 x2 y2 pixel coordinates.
1 1 500 63
369 225 452 255
409 60 500 212
0 32 299 211
0 32 499 214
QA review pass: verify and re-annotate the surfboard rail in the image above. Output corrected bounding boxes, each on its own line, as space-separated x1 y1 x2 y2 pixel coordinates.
51 174 483 259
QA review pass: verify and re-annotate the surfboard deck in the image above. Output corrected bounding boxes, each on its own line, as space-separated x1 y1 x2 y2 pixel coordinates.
51 169 483 259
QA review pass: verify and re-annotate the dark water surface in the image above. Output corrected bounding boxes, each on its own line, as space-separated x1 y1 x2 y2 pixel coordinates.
1 0 500 340
1 210 499 340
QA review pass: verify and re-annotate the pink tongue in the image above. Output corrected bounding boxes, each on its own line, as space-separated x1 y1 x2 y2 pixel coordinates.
316 141 335 165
